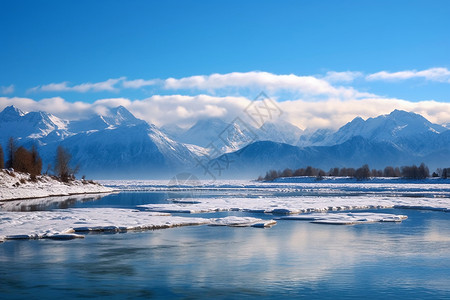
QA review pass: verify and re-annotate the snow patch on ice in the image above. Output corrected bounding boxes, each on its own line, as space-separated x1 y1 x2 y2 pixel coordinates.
0 208 276 242
209 216 276 227
279 212 407 225
140 195 449 215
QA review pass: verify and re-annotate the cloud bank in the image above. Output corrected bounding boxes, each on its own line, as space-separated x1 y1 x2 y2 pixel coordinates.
1 95 449 130
4 69 449 130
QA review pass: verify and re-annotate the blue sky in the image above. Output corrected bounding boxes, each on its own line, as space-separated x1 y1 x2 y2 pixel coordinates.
1 0 450 128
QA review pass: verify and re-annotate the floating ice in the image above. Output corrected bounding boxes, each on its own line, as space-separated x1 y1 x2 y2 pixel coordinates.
140 195 449 215
0 208 276 242
279 212 408 225
209 216 276 228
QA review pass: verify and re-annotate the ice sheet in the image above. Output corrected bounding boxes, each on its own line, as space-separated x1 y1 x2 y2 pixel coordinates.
209 216 277 227
278 212 408 225
139 195 450 215
0 208 276 241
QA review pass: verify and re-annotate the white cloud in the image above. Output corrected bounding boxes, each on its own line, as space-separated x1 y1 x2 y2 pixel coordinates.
1 95 449 131
323 71 363 83
0 85 14 94
366 67 450 82
163 71 374 99
28 77 125 93
122 79 159 89
280 97 450 129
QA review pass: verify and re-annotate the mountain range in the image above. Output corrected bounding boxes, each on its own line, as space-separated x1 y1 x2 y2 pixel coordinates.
0 105 448 179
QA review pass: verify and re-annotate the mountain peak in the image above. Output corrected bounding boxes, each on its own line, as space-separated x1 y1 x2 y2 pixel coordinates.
0 105 25 120
386 110 427 124
102 106 146 127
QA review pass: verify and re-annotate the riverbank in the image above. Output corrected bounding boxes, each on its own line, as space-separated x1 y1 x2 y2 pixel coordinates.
0 170 114 201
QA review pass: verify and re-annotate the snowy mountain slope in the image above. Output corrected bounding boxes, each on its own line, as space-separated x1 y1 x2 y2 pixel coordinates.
1 105 449 179
160 124 187 140
307 110 447 148
258 120 303 145
0 105 203 179
296 128 335 147
47 123 199 179
0 106 70 146
68 105 146 133
177 117 259 153
177 117 303 152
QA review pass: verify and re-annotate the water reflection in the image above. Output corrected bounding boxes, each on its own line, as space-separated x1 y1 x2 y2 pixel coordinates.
1 209 449 299
0 194 111 212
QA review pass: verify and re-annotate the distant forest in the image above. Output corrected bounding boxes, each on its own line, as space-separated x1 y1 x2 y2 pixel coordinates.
258 163 450 181
0 137 79 182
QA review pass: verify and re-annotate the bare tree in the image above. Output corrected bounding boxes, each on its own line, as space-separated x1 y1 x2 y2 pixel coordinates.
6 137 17 169
30 145 42 180
54 146 78 182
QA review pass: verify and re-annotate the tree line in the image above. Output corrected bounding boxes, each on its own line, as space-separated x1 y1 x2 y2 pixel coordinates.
258 163 448 181
0 137 78 182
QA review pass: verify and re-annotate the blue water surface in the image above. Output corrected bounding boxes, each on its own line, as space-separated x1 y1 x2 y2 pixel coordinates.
1 191 450 299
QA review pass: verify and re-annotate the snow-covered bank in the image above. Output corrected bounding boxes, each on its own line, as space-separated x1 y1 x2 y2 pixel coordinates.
101 179 450 198
0 170 114 201
0 208 277 242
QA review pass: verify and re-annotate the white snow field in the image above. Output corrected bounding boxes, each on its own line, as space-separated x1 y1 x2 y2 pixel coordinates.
0 170 114 201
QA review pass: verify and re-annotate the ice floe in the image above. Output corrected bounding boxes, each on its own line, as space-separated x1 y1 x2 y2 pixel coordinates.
139 195 450 215
209 216 277 228
0 208 276 242
278 212 408 225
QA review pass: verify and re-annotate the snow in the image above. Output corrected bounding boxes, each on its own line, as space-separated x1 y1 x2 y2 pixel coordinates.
1 179 449 243
0 208 276 241
209 216 277 227
111 179 450 214
0 170 114 201
139 195 449 215
278 212 408 225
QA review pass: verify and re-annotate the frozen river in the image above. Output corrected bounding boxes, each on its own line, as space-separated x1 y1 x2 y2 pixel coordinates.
1 179 450 299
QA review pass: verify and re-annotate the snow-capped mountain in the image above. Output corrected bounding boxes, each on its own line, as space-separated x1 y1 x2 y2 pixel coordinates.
0 105 202 178
296 128 335 147
0 105 448 179
177 117 259 153
69 106 146 133
160 123 187 140
0 106 70 147
303 110 447 148
54 122 199 178
177 117 303 152
258 120 303 145
209 110 450 177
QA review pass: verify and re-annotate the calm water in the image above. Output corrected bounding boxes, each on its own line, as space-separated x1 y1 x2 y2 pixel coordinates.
1 192 450 299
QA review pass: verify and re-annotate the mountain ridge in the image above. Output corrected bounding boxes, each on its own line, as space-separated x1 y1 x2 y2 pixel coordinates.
0 105 448 179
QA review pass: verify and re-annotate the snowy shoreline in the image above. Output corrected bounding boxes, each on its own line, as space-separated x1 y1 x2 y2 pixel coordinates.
0 170 114 202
